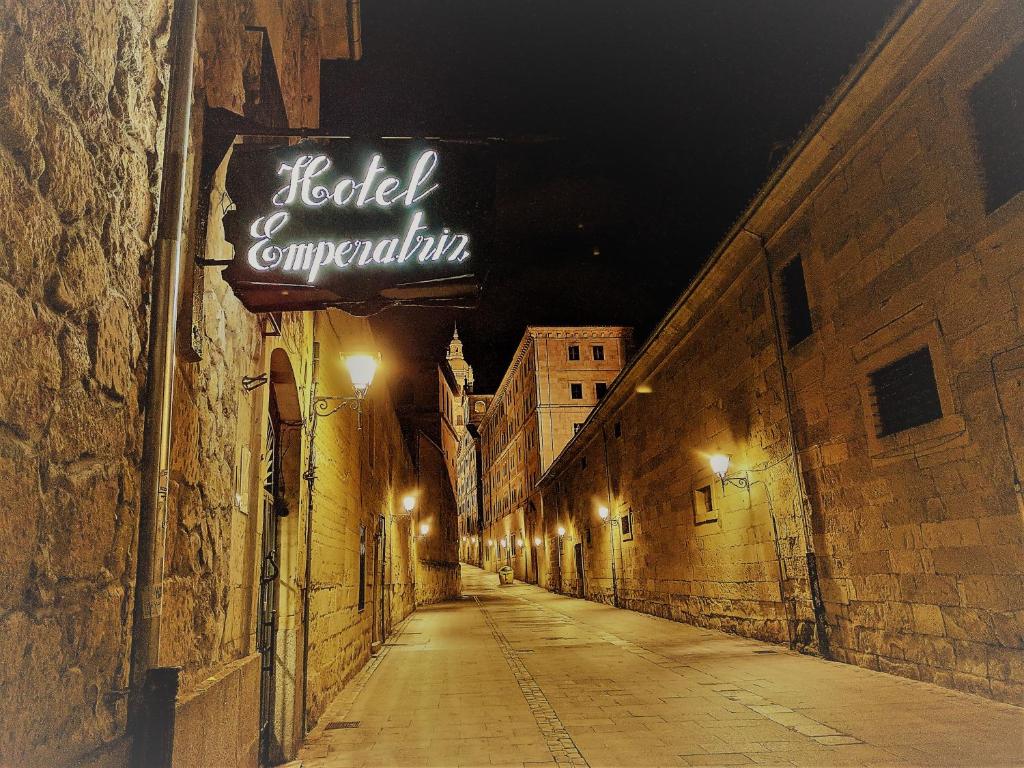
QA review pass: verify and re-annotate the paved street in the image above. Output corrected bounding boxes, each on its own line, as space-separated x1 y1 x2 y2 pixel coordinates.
298 566 1024 768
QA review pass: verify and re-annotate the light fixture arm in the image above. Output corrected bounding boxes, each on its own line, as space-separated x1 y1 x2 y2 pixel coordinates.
311 393 365 427
717 473 751 492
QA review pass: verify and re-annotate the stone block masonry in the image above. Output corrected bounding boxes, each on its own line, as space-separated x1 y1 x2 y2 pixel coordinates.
0 1 459 766
537 0 1024 705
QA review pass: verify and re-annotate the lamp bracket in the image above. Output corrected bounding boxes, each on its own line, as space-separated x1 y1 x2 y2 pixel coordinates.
242 373 268 391
719 474 751 492
312 394 364 428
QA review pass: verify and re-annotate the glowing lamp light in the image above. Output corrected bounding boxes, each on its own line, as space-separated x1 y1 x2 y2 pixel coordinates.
471 536 477 544
419 522 430 536
534 537 542 547
487 539 493 547
557 526 566 537
516 538 524 548
598 506 610 520
709 453 731 478
344 354 378 398
500 538 506 548
402 495 416 513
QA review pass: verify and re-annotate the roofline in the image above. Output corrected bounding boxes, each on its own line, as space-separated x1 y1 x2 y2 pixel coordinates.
537 0 921 489
479 326 633 427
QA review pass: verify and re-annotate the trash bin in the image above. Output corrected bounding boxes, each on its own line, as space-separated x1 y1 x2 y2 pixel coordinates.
498 565 514 586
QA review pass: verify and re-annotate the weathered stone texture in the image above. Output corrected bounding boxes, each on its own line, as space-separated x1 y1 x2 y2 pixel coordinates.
0 0 371 764
0 0 167 762
537 0 1024 705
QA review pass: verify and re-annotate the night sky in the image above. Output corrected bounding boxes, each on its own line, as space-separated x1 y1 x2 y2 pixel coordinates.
322 0 902 391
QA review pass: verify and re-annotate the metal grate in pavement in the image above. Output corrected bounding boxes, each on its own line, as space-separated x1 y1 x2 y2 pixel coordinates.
324 721 360 730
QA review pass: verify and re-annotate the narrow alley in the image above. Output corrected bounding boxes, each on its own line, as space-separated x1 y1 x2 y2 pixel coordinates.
298 567 1023 768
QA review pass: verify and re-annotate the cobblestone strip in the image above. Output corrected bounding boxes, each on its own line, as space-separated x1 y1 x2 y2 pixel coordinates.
473 596 590 768
513 593 862 747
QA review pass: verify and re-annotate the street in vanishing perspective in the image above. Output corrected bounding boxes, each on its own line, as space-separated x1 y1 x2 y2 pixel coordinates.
300 567 1022 768
2 1 1024 767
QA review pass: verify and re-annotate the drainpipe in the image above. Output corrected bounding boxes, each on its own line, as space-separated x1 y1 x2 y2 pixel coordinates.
128 0 198 763
600 426 619 608
743 228 830 659
300 330 320 737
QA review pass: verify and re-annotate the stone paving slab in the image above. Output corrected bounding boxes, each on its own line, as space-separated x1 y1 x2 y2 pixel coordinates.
298 565 1024 767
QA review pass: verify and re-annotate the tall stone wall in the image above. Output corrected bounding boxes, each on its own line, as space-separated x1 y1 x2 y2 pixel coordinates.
766 1 1024 703
0 1 371 765
414 431 463 605
0 2 169 764
538 0 1024 705
303 310 419 728
538 240 818 648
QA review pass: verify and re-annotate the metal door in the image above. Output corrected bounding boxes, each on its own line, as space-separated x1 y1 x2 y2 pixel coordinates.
258 411 281 767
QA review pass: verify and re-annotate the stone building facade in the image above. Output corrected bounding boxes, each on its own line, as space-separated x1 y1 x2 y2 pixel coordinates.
0 2 459 767
536 0 1024 706
476 327 631 580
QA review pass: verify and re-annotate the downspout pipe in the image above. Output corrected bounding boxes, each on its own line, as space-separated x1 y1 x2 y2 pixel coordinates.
743 228 831 659
300 331 320 737
128 0 198 762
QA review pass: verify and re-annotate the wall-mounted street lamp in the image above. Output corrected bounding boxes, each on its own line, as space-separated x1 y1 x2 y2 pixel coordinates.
597 504 619 608
533 537 542 548
557 526 566 538
402 494 417 513
418 522 430 540
709 453 750 492
312 353 380 428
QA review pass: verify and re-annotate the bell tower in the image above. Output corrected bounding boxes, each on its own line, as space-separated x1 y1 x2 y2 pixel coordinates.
445 324 474 391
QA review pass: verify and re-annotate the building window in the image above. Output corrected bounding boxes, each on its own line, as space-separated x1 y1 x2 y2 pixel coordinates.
620 508 634 541
613 421 622 438
568 345 580 361
595 382 608 399
580 456 587 470
970 43 1024 212
584 528 592 546
693 485 716 526
570 383 583 399
358 525 367 611
869 347 943 437
779 256 813 348
592 345 605 360
573 423 583 434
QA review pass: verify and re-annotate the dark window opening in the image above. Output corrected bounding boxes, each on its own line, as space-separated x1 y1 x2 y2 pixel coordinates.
568 345 580 361
970 43 1024 212
595 382 608 399
592 345 605 360
780 256 813 348
694 484 715 525
869 347 943 437
570 383 583 399
580 456 588 470
620 512 632 537
613 421 622 438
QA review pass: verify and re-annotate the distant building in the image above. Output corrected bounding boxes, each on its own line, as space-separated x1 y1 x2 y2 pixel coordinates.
475 327 632 579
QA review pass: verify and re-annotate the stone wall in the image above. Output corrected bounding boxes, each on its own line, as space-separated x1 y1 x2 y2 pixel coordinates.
538 240 817 648
537 0 1024 705
0 1 169 764
303 310 420 729
0 1 379 765
414 431 463 605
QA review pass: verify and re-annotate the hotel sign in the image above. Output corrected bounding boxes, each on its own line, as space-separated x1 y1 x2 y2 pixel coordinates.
222 139 493 314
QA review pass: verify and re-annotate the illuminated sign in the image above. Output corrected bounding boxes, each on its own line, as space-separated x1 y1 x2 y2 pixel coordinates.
222 140 493 314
